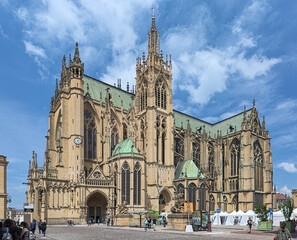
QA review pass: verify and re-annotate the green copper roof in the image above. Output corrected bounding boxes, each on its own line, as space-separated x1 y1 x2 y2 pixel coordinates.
83 74 252 138
174 159 204 180
173 109 252 137
112 138 139 156
83 75 133 110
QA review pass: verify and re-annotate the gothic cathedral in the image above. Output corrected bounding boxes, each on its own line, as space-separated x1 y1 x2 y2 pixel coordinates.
26 14 274 224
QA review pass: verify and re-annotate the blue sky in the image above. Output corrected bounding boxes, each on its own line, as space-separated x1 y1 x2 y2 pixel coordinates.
0 0 297 209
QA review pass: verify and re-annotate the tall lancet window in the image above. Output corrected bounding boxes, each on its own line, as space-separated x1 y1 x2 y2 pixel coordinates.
121 162 130 204
230 139 240 177
140 84 147 111
111 126 119 154
84 109 97 159
188 183 197 210
133 163 141 205
155 79 166 110
254 141 264 191
174 130 184 166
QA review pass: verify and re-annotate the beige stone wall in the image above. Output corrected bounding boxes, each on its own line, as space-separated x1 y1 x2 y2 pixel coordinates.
0 155 8 219
292 189 297 209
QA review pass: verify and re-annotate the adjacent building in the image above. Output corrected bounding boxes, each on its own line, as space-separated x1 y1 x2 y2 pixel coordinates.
26 14 274 224
292 189 297 209
0 155 8 219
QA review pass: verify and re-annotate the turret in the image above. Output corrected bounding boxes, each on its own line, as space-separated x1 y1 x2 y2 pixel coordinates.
69 42 84 80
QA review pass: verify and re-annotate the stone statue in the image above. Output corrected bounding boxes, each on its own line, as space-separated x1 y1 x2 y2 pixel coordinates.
170 193 186 213
118 200 128 214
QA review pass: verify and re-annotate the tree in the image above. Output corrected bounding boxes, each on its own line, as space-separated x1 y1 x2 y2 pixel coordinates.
255 205 269 222
281 198 294 221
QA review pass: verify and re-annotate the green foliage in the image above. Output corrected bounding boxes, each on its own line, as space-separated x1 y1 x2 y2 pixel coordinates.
281 198 294 221
255 205 269 222
147 207 159 219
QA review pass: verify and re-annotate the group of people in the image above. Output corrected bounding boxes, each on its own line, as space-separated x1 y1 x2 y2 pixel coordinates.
0 219 47 240
247 217 296 240
66 219 75 227
143 217 157 232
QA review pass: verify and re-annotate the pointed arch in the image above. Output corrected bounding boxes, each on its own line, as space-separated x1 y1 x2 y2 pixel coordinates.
199 183 206 211
210 194 215 211
174 130 184 166
121 162 130 204
84 103 98 160
188 183 197 210
254 140 264 191
208 142 214 178
155 77 167 110
230 138 240 178
139 79 148 112
133 162 141 205
159 187 172 213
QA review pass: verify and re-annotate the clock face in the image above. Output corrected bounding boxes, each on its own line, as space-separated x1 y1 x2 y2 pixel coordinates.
74 138 81 145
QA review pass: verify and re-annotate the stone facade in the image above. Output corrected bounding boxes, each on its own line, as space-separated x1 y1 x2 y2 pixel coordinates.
292 189 297 209
0 155 8 219
26 14 274 224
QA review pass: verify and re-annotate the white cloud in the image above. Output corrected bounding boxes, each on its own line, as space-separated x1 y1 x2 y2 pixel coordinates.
16 7 28 21
279 185 292 197
0 24 8 38
278 162 297 173
24 41 46 58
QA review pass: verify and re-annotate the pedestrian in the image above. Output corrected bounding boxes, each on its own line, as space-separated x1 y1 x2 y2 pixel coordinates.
29 219 36 234
275 222 292 240
88 218 91 226
41 220 47 236
152 218 157 231
247 217 253 233
163 217 167 228
38 220 42 234
3 219 20 240
144 218 148 232
20 221 30 240
97 218 100 225
148 218 151 229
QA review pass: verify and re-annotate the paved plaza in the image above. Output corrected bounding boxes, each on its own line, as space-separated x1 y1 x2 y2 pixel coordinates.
33 224 297 240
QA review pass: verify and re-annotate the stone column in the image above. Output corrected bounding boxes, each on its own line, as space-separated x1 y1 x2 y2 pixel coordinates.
0 155 8 219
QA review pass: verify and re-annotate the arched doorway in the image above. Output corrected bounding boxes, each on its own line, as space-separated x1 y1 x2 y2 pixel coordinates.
159 189 171 213
86 191 108 223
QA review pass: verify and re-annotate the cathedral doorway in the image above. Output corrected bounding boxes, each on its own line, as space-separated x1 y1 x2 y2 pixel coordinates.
159 189 171 213
86 191 108 223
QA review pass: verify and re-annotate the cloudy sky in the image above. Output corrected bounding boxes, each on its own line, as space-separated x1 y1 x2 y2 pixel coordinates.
1 0 297 208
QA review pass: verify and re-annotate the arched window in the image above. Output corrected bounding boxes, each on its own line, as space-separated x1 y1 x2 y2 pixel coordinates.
232 195 238 211
84 109 97 159
174 131 184 166
123 123 128 140
155 79 166 110
230 139 240 176
121 162 130 204
199 184 206 211
254 141 264 191
140 84 147 111
192 138 200 169
84 167 88 178
188 183 197 210
111 127 119 154
133 163 141 205
223 196 227 212
208 143 214 178
210 195 215 211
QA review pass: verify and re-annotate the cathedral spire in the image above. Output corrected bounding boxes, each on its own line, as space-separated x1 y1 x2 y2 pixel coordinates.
73 42 81 64
148 9 158 54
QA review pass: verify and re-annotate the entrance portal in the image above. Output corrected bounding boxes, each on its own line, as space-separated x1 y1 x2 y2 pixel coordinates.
159 189 171 213
86 191 108 223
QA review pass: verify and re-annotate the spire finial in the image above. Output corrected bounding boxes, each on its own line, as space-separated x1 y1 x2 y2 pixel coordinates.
151 8 156 29
73 42 81 63
253 98 256 108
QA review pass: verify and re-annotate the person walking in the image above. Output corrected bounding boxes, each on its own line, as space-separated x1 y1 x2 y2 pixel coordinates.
38 220 42 234
29 219 36 234
275 222 292 240
247 217 253 233
41 220 47 237
3 219 20 240
152 218 157 231
20 222 30 240
144 218 148 232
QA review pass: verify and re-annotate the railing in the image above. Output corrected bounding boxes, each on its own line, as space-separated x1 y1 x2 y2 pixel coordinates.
86 179 113 186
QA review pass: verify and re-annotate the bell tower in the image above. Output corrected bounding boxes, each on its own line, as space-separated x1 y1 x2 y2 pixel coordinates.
135 12 175 209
